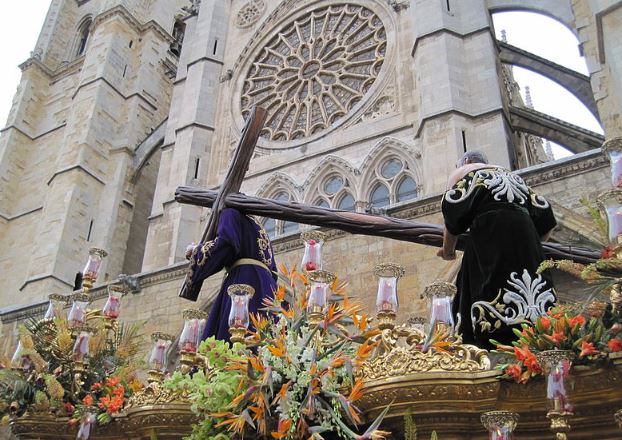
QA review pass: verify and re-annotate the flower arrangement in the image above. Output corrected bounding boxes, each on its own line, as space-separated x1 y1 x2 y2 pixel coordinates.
165 264 390 440
492 305 622 383
0 316 144 429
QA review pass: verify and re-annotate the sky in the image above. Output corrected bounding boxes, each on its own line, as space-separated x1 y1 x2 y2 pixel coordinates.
0 4 602 159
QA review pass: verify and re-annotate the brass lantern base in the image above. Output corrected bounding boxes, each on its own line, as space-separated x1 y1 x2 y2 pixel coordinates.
376 310 396 330
548 410 573 440
178 350 196 375
229 327 247 344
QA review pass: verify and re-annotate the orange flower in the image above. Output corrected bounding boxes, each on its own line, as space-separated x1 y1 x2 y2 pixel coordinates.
348 378 364 402
568 315 586 328
105 376 120 387
271 418 292 439
513 344 532 362
608 338 622 352
539 317 551 331
506 364 522 383
91 382 102 391
82 394 93 406
579 341 599 358
551 331 566 345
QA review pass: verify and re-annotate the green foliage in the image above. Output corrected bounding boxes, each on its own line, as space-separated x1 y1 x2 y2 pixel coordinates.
579 198 607 245
163 337 245 440
404 411 417 440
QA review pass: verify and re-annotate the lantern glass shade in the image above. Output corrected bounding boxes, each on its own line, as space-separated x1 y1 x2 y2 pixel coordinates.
541 354 574 413
308 281 329 315
376 275 398 313
72 330 91 363
228 285 254 330
607 147 622 188
600 192 622 245
10 341 31 370
82 247 107 283
68 297 89 328
76 413 96 440
301 234 323 272
179 317 206 353
102 285 125 319
149 335 172 372
429 293 455 337
44 294 67 320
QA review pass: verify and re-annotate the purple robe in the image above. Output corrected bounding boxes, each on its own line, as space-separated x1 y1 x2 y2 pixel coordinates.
187 208 277 341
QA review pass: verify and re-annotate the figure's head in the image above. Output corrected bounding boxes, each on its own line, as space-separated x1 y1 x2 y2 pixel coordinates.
457 150 488 167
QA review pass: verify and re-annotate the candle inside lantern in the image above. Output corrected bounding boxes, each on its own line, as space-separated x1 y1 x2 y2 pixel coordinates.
149 336 172 372
102 285 124 319
68 297 89 328
376 276 398 313
228 294 251 329
301 238 323 272
72 330 91 363
10 341 31 371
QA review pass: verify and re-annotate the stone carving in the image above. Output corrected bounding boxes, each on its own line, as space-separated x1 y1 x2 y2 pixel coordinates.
241 4 387 142
236 0 266 28
362 95 395 120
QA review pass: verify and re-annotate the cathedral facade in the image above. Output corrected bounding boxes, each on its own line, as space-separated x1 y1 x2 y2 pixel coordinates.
0 0 620 349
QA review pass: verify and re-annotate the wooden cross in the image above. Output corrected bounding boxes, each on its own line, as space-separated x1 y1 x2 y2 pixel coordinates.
178 106 268 301
175 187 600 265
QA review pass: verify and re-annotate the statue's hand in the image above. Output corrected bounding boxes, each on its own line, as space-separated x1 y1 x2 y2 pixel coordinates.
185 243 197 260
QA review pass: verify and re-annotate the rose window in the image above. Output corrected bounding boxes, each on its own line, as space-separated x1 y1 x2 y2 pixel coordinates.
241 4 387 142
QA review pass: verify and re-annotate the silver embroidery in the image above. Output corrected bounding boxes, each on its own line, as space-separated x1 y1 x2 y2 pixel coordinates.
471 269 555 333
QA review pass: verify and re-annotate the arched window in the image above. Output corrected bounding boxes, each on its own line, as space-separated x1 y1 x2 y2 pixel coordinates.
370 184 390 207
337 193 355 211
397 176 417 202
367 157 419 208
262 191 299 238
314 198 330 208
76 19 92 57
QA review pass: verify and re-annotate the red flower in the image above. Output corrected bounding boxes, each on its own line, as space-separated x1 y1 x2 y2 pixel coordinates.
539 317 551 331
568 315 586 328
607 338 622 352
506 364 522 382
64 402 75 415
513 345 531 362
91 382 102 391
105 377 120 387
579 341 599 358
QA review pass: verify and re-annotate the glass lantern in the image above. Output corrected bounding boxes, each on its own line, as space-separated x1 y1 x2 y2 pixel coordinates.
81 247 108 288
102 284 126 319
67 293 90 328
72 328 93 363
373 263 405 330
306 270 336 325
537 350 575 414
76 412 97 440
481 411 519 440
598 190 622 246
602 137 622 188
424 281 457 338
301 231 325 272
179 309 208 353
43 294 68 320
227 284 255 343
11 341 32 371
149 332 173 372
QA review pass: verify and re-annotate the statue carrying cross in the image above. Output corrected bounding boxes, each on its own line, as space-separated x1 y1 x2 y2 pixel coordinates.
178 106 599 345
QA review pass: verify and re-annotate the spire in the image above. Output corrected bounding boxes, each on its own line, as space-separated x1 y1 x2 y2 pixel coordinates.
500 29 507 43
524 86 534 108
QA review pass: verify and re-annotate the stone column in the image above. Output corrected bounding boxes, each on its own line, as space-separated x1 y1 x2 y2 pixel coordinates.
143 0 231 270
409 0 512 193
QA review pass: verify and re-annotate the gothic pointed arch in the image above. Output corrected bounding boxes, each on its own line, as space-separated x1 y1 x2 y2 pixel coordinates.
303 155 360 209
360 137 422 207
73 15 94 58
255 171 301 201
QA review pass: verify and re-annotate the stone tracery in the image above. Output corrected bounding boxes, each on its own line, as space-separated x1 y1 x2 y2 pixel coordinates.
241 4 387 142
